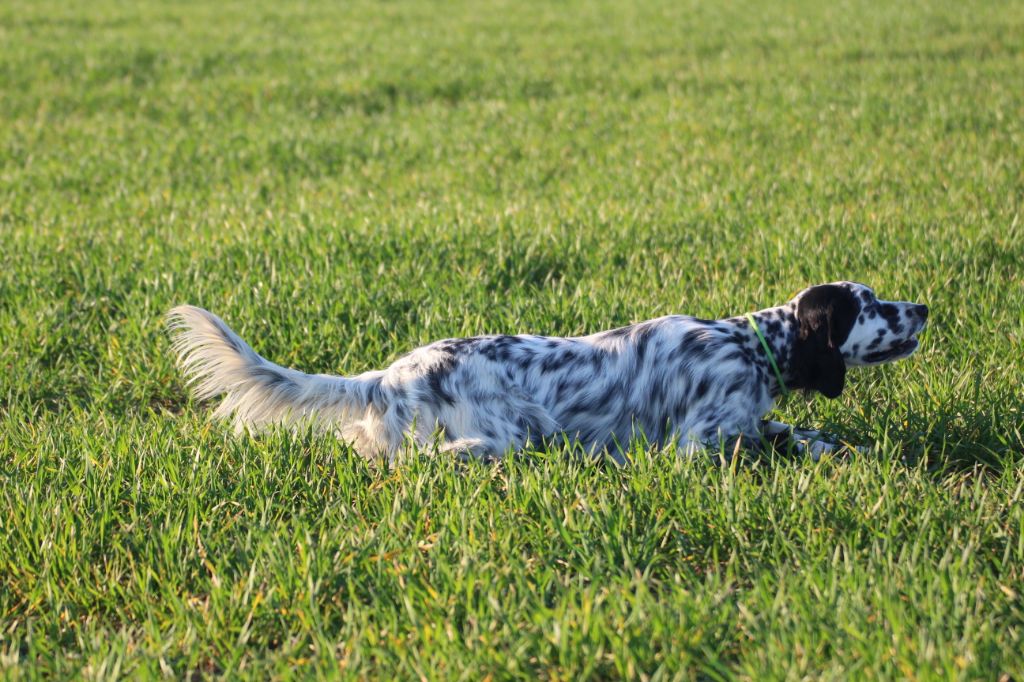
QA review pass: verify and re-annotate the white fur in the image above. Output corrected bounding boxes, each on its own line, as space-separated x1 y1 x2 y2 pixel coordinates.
166 282 927 462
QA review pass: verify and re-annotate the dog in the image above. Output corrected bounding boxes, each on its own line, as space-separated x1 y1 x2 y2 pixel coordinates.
166 282 927 463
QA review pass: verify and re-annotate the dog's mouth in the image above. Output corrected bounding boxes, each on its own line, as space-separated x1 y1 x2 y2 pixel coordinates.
862 337 920 364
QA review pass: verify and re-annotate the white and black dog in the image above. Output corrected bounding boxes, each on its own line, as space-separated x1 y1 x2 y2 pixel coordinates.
167 282 927 463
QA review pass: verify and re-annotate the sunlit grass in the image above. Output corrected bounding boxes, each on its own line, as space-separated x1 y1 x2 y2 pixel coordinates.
1 0 1023 677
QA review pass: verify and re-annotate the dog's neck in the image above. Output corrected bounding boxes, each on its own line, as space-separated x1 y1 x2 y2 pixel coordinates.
729 303 800 398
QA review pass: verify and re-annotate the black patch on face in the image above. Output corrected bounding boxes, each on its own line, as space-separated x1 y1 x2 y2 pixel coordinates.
879 303 904 333
907 304 928 321
862 336 919 363
789 284 859 399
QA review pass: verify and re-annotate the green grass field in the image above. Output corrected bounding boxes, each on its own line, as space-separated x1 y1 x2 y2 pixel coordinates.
2 0 1024 677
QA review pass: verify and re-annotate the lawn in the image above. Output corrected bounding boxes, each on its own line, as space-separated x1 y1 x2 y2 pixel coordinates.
1 0 1023 677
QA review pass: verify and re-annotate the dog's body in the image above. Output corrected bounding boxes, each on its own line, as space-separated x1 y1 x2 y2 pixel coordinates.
167 282 927 463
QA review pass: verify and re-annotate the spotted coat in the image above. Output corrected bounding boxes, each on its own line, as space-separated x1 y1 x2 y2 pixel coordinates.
167 281 928 463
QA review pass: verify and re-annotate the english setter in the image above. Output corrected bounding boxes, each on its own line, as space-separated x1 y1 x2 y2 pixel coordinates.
167 282 927 463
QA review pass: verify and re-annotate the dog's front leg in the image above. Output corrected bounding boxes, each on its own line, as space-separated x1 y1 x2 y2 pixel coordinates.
762 419 824 441
760 420 862 460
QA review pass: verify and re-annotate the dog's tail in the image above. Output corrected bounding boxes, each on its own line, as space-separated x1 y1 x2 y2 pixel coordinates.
165 306 379 433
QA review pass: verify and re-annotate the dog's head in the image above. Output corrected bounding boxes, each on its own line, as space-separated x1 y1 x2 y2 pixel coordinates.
788 282 928 398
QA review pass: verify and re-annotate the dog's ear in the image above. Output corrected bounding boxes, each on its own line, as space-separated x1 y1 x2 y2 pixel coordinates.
791 285 858 399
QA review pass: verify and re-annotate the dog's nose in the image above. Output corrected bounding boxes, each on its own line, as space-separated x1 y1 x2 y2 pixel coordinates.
911 304 929 321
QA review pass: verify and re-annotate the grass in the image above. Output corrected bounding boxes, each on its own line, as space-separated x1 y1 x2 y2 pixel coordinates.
1 0 1023 677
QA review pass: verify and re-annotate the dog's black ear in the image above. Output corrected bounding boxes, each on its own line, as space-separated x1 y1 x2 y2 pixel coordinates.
790 285 858 399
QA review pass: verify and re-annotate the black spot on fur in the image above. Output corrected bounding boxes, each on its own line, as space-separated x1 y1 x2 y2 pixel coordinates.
700 409 721 427
540 354 562 373
680 329 704 350
691 344 715 361
563 395 602 417
516 414 542 437
515 350 536 371
250 365 296 390
635 324 657 362
601 381 626 407
216 323 243 354
725 374 746 396
366 376 385 409
721 350 747 363
648 377 666 406
694 377 710 400
425 354 458 405
603 325 632 339
437 337 481 354
540 346 580 373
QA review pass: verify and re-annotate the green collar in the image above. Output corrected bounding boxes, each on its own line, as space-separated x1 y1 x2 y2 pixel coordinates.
745 313 790 397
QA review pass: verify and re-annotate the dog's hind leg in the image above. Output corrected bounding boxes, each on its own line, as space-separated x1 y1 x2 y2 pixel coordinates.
438 437 507 463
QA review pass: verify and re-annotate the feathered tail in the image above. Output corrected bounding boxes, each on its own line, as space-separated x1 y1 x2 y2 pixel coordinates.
165 306 378 433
